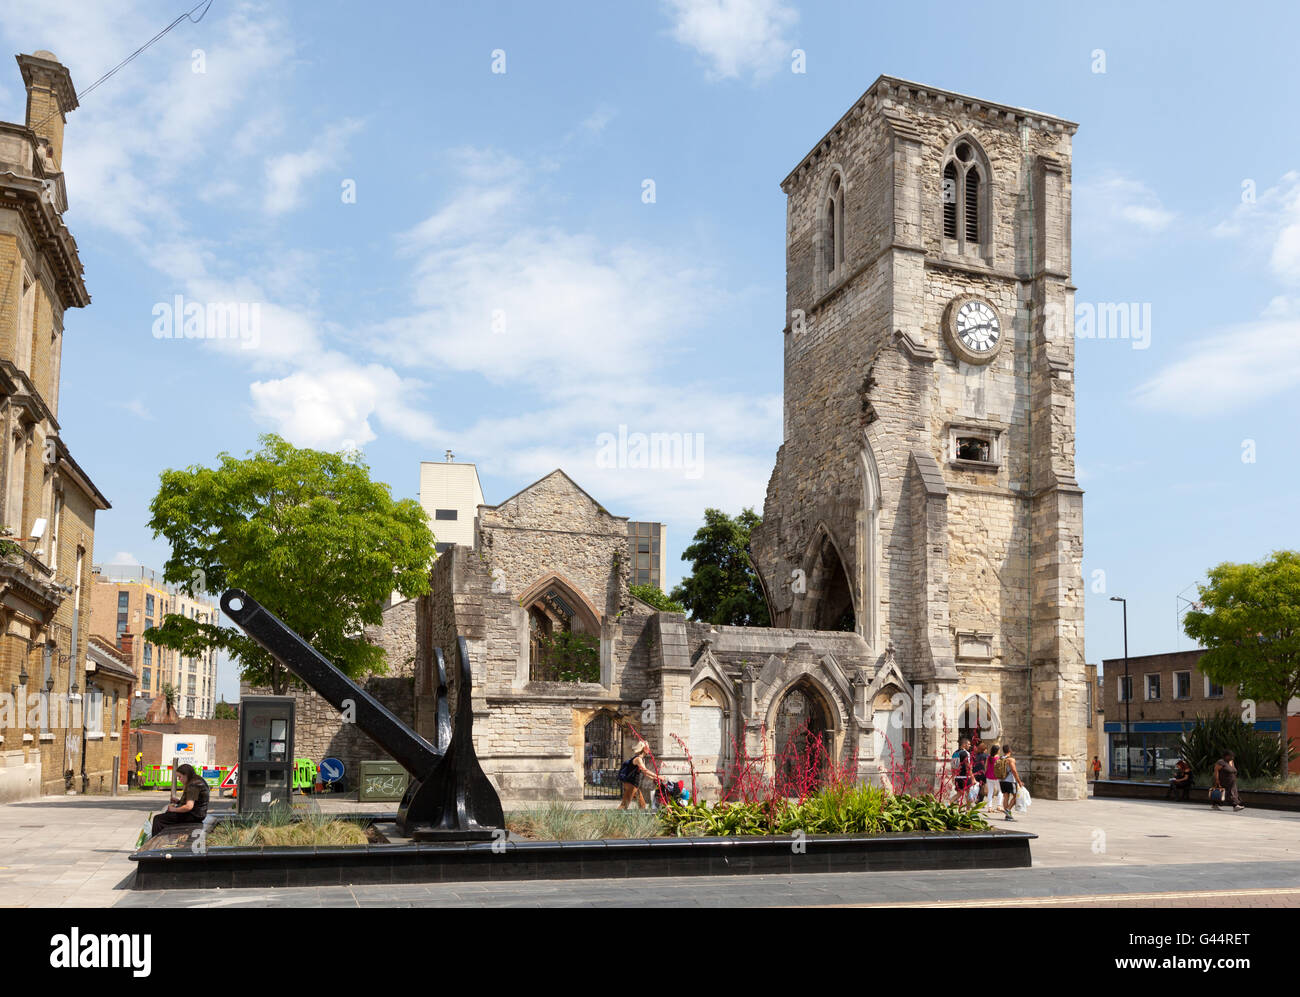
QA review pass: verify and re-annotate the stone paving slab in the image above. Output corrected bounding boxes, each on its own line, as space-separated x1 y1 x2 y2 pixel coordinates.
2 792 1299 907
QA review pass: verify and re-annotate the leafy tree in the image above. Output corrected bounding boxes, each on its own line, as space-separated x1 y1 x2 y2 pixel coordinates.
670 508 770 626
161 682 177 717
145 434 436 694
1183 550 1300 770
213 700 237 720
535 631 600 683
629 583 686 613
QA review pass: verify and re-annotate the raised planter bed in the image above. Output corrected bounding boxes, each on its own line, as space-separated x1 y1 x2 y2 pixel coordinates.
130 820 1034 890
1094 779 1300 812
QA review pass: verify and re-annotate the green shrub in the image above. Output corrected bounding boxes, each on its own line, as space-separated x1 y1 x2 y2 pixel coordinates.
658 785 988 837
1178 708 1293 781
629 584 686 613
533 631 600 683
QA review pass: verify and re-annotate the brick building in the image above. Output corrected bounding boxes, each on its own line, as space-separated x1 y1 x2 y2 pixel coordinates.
84 636 134 791
1101 648 1297 779
0 51 111 802
89 565 221 718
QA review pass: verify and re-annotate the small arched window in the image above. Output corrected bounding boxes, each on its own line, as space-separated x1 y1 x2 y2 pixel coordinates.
821 170 846 289
942 139 988 255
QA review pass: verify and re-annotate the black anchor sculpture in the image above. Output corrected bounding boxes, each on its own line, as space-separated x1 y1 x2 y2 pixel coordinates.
221 589 503 839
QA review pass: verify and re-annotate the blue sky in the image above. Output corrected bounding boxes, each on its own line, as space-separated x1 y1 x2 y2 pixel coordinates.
2 1 1297 704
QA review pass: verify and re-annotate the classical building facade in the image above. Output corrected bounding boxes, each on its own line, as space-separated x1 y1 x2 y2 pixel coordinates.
751 76 1087 799
0 52 112 801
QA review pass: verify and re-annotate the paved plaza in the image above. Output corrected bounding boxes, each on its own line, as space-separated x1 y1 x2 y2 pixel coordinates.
1 790 1298 908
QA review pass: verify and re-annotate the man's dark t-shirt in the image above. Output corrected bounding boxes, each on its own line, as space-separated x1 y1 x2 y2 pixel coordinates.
953 749 970 777
183 778 209 821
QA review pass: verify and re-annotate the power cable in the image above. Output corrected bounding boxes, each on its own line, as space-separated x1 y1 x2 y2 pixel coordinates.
28 0 216 136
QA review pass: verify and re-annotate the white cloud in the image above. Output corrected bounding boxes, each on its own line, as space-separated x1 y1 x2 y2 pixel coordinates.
119 399 153 420
662 0 798 81
1213 172 1300 285
249 359 440 450
263 118 363 215
1138 172 1300 415
1133 318 1300 414
1074 172 1175 238
107 551 141 566
381 149 721 392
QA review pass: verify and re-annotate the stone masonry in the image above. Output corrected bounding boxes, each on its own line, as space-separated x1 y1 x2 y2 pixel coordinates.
750 76 1086 798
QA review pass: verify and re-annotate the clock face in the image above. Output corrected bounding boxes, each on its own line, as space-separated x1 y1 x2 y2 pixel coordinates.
955 299 1000 353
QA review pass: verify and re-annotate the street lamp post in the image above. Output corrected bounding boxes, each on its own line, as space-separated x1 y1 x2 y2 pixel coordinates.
1111 596 1131 779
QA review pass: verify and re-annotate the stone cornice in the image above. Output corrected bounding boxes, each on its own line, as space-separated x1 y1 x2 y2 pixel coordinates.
782 75 1077 192
0 360 59 429
17 54 78 116
0 170 88 308
55 436 110 510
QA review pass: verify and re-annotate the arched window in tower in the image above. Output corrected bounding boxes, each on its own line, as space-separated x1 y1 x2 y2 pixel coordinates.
964 164 981 243
942 138 988 255
822 170 845 288
942 161 959 238
825 195 837 277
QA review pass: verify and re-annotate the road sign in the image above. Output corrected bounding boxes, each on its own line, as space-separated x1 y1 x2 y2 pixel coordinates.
319 757 344 784
220 765 239 789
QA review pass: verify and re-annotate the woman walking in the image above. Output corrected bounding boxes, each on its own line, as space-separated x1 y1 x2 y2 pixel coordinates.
998 745 1023 821
1212 751 1245 812
982 745 1002 812
617 741 654 809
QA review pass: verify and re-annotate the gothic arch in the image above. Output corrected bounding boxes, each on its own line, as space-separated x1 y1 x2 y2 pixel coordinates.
800 522 857 632
761 669 850 742
939 132 992 258
956 693 1002 744
517 572 601 635
764 673 844 781
816 163 848 292
691 648 737 715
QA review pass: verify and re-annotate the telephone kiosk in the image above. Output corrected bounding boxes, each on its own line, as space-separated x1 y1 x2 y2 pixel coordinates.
237 696 295 814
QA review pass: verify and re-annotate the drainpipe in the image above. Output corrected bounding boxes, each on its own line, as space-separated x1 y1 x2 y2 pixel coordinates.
80 680 91 793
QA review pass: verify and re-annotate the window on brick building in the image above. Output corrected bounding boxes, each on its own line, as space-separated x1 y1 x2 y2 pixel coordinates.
1175 671 1192 700
1118 675 1132 702
1145 674 1161 701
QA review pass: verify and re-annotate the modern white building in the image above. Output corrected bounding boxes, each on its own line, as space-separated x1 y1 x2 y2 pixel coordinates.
418 455 485 553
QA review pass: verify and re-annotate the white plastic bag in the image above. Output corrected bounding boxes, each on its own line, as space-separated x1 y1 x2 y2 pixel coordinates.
968 781 980 803
1014 783 1031 813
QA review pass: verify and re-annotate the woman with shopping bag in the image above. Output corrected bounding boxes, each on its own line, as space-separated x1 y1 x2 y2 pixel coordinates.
999 745 1027 820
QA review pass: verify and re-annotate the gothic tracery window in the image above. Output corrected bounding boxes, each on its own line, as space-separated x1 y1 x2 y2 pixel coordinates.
942 140 987 255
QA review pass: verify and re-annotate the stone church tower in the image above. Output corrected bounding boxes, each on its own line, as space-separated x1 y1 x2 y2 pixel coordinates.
751 77 1087 798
